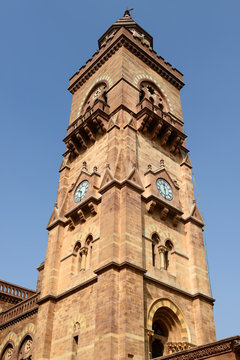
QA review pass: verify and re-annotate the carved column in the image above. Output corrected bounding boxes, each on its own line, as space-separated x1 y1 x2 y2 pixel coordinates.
80 247 88 270
158 245 167 269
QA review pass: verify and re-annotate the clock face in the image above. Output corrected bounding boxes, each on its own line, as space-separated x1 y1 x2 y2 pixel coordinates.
156 178 173 201
74 180 89 203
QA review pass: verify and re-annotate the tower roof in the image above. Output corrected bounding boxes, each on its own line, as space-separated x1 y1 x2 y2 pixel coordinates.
98 9 153 49
113 9 136 26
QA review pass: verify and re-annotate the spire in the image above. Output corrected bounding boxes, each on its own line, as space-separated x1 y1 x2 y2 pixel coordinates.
113 8 136 26
98 10 153 50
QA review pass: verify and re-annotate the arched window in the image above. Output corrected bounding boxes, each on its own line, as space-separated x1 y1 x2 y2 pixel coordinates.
81 82 108 115
72 321 81 360
1 344 14 360
165 240 174 270
151 233 160 267
85 234 93 270
18 335 33 360
150 306 182 357
139 81 168 112
73 241 82 274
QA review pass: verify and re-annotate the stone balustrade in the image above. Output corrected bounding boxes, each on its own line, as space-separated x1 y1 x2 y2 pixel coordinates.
167 341 196 354
0 293 39 326
0 280 36 300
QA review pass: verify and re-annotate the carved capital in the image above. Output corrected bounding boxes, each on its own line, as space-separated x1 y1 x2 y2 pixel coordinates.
146 329 154 338
158 245 167 254
80 246 88 256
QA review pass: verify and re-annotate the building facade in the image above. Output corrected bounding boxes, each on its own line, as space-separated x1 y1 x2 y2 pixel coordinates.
0 10 239 360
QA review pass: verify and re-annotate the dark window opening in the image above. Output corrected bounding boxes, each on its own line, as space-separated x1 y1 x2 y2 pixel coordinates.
152 243 156 266
139 90 145 102
103 91 107 103
152 339 164 358
147 85 155 95
153 322 165 336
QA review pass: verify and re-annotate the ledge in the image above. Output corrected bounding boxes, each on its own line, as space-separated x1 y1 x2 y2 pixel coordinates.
94 261 147 275
68 28 184 94
37 275 98 305
144 274 215 304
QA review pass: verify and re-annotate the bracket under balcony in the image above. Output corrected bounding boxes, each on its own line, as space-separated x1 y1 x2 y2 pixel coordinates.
65 197 100 230
144 195 183 227
63 99 110 158
136 99 187 155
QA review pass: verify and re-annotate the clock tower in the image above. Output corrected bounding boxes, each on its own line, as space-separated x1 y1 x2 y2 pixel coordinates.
33 10 216 360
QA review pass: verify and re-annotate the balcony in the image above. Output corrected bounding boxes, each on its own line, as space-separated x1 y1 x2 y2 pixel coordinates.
136 99 187 155
0 293 39 327
63 99 110 157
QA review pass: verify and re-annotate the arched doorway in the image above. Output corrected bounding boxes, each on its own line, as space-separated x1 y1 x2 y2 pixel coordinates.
147 299 190 358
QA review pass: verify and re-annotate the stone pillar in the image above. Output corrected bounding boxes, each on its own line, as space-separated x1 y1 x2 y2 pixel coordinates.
158 245 167 269
80 247 88 270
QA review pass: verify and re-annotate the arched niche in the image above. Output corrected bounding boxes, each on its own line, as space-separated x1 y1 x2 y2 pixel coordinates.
139 80 169 112
17 335 33 360
1 342 14 360
81 82 108 115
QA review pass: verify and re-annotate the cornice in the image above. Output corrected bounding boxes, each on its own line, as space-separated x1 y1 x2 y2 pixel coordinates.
94 261 147 275
37 275 98 305
182 215 204 228
144 274 215 304
99 177 144 195
68 28 184 94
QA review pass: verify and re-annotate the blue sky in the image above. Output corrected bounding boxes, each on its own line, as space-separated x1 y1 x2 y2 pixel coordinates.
0 0 239 340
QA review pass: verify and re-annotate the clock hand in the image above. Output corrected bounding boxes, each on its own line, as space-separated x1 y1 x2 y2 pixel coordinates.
164 183 167 195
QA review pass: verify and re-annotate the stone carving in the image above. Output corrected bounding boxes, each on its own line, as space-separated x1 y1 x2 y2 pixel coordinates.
24 339 32 353
4 347 13 360
167 342 195 354
130 29 152 48
73 321 81 332
165 341 232 360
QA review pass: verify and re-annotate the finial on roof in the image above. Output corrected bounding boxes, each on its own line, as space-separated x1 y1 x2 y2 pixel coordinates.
124 8 134 17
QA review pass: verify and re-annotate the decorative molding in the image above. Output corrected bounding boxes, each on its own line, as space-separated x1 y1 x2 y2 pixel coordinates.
68 30 184 95
94 261 147 276
133 73 174 114
157 336 240 360
37 275 98 305
143 225 181 253
147 298 190 342
144 274 215 305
